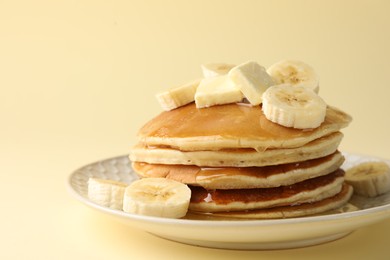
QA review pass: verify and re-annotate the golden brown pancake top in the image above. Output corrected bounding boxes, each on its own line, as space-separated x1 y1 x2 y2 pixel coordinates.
138 103 351 141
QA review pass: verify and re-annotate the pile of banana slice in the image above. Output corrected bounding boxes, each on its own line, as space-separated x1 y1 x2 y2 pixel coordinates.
157 60 325 129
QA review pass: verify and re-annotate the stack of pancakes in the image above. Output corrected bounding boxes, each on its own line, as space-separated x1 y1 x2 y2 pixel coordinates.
130 102 353 219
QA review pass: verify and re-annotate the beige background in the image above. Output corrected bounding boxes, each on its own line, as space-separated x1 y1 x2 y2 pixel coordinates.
1 0 390 259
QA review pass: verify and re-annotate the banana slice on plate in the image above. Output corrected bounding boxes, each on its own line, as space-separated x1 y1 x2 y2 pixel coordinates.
123 178 191 219
262 84 326 129
156 79 201 111
88 178 128 210
345 161 390 197
267 60 319 93
201 63 235 78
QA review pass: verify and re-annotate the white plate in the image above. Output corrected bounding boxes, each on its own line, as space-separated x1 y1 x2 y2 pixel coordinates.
67 153 390 250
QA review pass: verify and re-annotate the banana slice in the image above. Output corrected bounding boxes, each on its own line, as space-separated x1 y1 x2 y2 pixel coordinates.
267 60 319 93
228 61 274 105
345 161 390 197
88 178 128 210
123 178 191 218
201 63 235 78
156 79 201 111
262 84 327 129
195 75 243 108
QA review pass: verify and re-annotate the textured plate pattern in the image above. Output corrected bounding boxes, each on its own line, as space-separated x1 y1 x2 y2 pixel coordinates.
70 156 138 198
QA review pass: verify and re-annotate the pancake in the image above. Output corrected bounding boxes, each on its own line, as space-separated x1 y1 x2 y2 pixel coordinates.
188 169 345 212
137 103 351 151
130 132 343 167
130 90 353 219
132 151 344 189
188 184 353 219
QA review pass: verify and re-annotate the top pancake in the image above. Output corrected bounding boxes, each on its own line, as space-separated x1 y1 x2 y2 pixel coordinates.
137 103 352 151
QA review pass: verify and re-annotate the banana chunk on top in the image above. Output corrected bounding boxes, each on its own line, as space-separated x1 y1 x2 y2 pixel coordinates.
262 84 327 129
195 75 243 108
201 63 236 78
267 59 320 93
155 60 321 112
